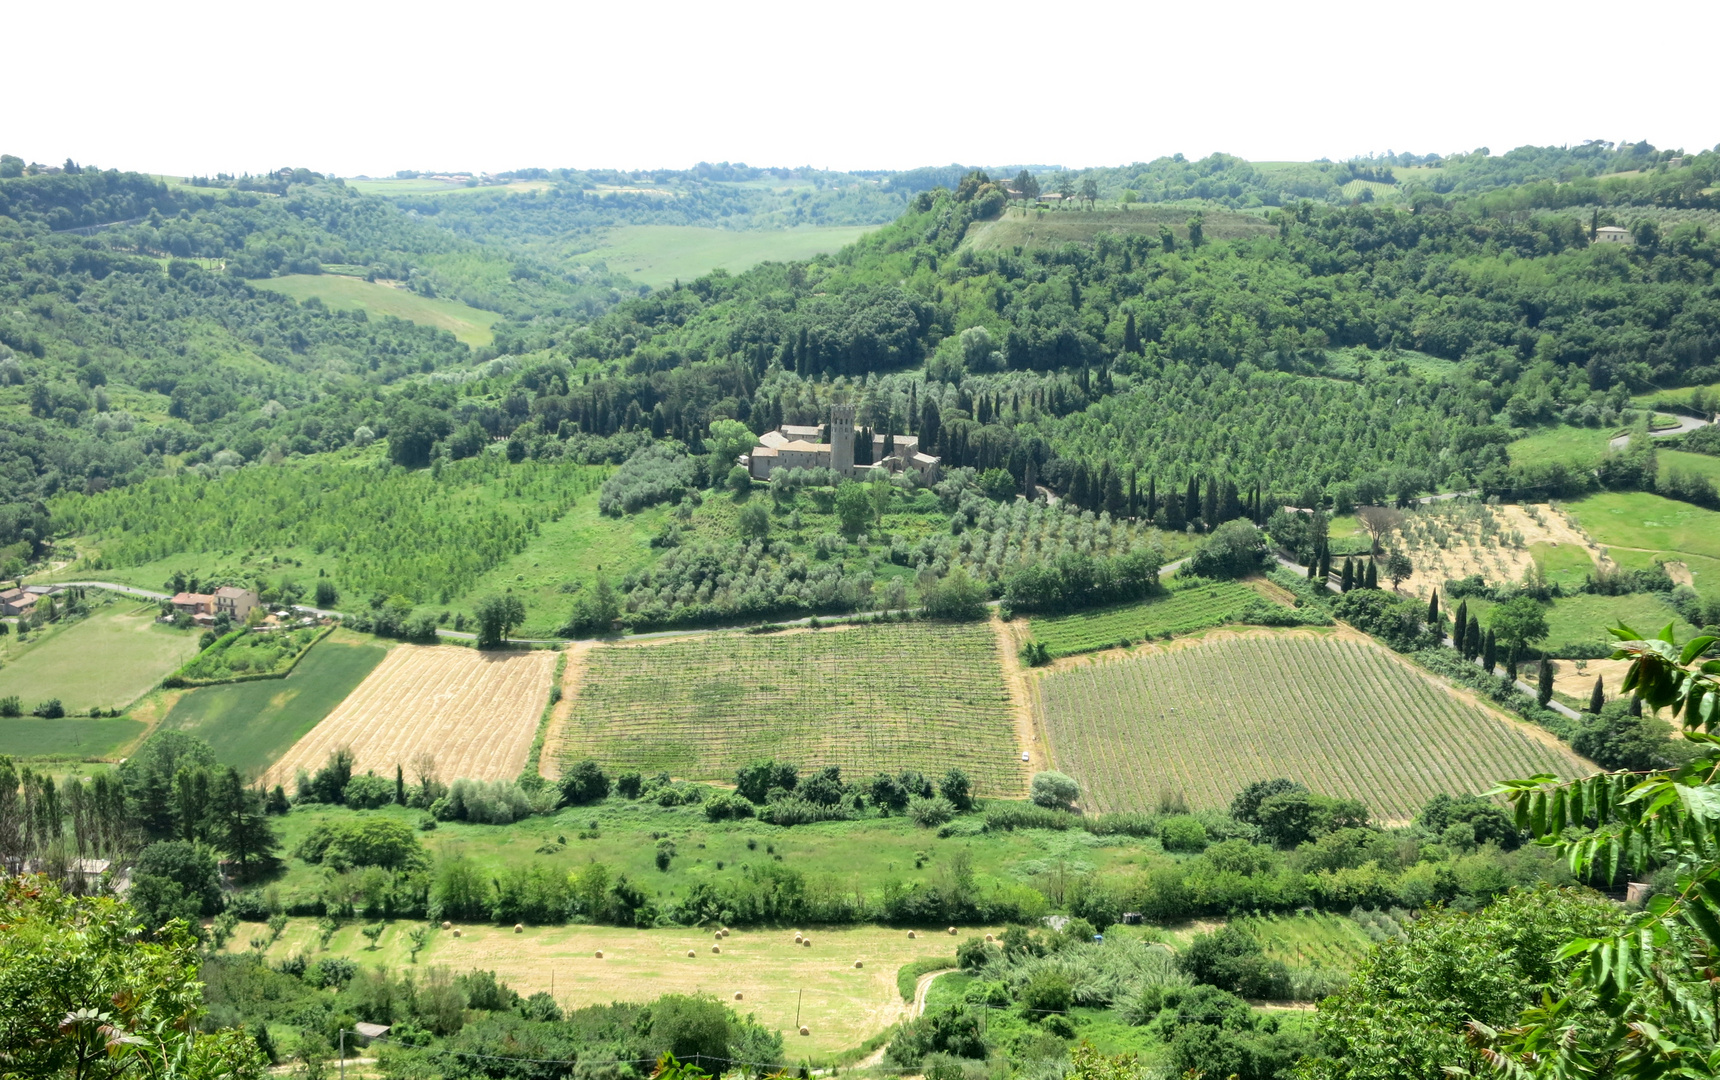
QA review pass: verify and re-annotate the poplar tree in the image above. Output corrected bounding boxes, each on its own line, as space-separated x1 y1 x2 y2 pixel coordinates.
1589 675 1606 714
1537 657 1554 705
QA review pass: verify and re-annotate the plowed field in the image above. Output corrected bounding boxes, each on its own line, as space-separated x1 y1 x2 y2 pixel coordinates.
264 645 556 787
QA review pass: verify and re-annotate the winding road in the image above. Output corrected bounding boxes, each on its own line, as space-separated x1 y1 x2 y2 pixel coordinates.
1609 412 1713 450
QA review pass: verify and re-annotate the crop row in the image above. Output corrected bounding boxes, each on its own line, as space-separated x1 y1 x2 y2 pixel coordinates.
558 622 1024 793
1027 580 1260 657
1036 634 1588 820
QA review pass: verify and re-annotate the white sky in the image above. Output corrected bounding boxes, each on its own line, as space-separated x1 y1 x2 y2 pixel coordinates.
9 0 1717 178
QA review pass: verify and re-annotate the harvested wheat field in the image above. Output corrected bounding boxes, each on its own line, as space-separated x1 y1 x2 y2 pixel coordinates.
263 645 556 787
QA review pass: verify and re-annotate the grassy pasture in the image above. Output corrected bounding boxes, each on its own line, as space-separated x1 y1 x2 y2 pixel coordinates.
1036 631 1588 821
555 621 1023 794
1538 592 1696 652
1564 491 1720 590
250 274 501 346
1530 541 1597 593
0 600 200 715
1661 449 1720 487
1025 579 1264 658
573 225 877 289
1508 425 1612 469
228 919 975 1057
0 716 145 760
962 207 1274 252
156 630 388 777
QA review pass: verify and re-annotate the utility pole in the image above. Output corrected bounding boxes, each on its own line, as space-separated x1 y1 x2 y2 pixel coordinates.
339 1030 345 1080
796 989 802 1028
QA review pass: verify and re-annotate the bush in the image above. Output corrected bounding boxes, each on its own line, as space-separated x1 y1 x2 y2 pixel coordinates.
1029 771 1080 810
956 937 990 970
703 792 755 821
939 768 973 811
438 778 533 824
921 565 988 621
985 803 1080 831
31 698 64 719
342 772 396 810
1019 969 1074 1016
1183 521 1267 580
559 759 610 806
293 818 426 871
1159 815 1209 852
908 796 957 828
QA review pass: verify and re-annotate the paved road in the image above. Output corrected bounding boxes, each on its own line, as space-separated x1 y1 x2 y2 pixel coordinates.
1609 413 1713 450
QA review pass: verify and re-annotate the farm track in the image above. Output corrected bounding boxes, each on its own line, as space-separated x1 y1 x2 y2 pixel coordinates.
264 645 556 787
1036 633 1590 820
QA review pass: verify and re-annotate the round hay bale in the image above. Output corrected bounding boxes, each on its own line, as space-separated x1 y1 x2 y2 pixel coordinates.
441 921 452 931
514 924 524 934
734 992 743 1000
799 1026 810 1037
802 938 812 947
985 933 994 942
715 930 724 939
595 950 604 958
794 933 803 943
947 926 957 935
721 928 730 937
907 930 917 939
854 960 864 968
687 950 697 958
712 944 721 954
452 929 462 938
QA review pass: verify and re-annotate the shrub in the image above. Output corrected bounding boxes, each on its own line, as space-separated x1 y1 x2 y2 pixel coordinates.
1183 521 1267 580
908 796 957 829
615 771 643 799
1159 815 1209 852
1019 969 1074 1016
0 696 19 717
342 772 396 810
704 792 755 821
559 759 611 806
1029 771 1080 810
956 936 990 970
939 768 973 812
31 699 64 719
985 803 1079 831
438 778 533 824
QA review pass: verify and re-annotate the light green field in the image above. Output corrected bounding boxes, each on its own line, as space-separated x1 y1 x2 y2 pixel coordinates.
1565 491 1720 591
0 716 146 760
1508 425 1612 469
1025 579 1265 658
1337 179 1399 201
1539 593 1696 653
228 918 975 1057
155 629 389 778
345 178 553 197
1530 541 1597 592
963 207 1275 252
1661 449 1720 487
1231 910 1375 972
249 274 500 346
574 225 877 289
0 600 200 714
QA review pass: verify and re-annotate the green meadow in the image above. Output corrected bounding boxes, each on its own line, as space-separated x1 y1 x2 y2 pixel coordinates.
1565 491 1720 589
1507 425 1612 469
0 716 145 760
155 630 389 777
573 225 878 289
0 599 200 715
1529 541 1597 592
250 274 501 346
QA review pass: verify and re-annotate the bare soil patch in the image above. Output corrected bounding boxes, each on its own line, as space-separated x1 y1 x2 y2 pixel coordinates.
264 645 555 787
1552 657 1634 701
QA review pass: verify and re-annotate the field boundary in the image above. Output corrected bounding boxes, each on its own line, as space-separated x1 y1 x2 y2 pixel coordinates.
520 648 568 784
990 616 1047 783
539 641 593 781
163 622 335 689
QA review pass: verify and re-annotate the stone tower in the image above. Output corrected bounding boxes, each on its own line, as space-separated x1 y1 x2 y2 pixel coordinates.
829 403 856 475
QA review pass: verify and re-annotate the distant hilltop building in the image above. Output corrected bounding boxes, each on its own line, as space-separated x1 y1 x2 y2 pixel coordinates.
1593 226 1634 245
744 404 940 482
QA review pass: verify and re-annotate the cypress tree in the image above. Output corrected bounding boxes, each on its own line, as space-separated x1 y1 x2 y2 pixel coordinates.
1482 629 1497 674
1505 643 1519 681
1629 694 1642 717
1537 657 1554 706
395 764 406 805
1307 560 1317 580
1318 546 1332 583
1164 489 1185 530
1146 476 1158 518
1465 615 1483 661
1364 559 1378 589
1123 311 1141 354
1589 675 1606 714
1426 590 1440 631
1185 476 1201 529
1453 600 1468 649
1220 479 1241 523
1127 466 1139 518
1202 477 1218 530
1340 559 1354 592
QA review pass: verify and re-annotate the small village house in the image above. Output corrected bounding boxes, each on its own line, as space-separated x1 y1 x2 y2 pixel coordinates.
214 586 261 622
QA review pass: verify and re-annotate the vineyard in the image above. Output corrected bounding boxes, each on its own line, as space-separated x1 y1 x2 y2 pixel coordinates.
1035 632 1589 820
555 622 1024 793
52 454 607 606
1024 579 1262 657
264 644 557 788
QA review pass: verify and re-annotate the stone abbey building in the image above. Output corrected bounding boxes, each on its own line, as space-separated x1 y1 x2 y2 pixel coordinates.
743 404 941 482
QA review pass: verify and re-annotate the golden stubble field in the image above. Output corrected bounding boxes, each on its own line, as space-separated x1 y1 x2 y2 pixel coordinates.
234 920 976 1056
263 645 557 787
